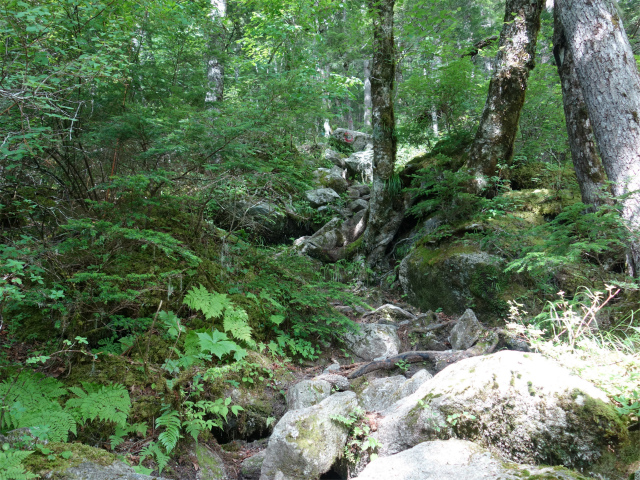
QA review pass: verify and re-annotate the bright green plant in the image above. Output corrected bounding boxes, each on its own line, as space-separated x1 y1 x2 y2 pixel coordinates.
331 407 380 463
0 448 37 480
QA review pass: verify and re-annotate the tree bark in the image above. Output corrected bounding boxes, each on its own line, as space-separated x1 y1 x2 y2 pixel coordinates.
362 0 408 267
553 5 610 209
466 0 544 192
205 0 226 106
363 59 372 128
557 0 640 275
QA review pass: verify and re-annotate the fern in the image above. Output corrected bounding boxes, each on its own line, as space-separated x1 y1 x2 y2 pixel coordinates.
66 382 131 428
138 441 169 474
0 372 75 442
0 450 38 480
156 409 181 453
183 285 230 320
223 306 253 345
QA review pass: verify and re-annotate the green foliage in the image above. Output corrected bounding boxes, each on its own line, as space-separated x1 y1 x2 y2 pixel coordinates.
331 407 380 463
0 449 37 480
66 383 131 429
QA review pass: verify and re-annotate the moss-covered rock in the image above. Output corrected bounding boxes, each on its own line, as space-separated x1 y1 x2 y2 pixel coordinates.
398 243 517 321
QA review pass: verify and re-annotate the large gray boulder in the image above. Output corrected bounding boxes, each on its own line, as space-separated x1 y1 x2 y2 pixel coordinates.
353 439 595 480
324 149 346 168
344 150 373 183
194 444 229 480
342 324 400 361
331 128 372 152
260 392 358 480
45 461 168 480
449 309 483 350
374 351 626 468
305 188 340 208
287 379 332 411
358 370 432 412
315 166 348 194
240 450 266 480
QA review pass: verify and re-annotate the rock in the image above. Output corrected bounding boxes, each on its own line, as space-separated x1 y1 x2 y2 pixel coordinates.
340 209 367 244
315 167 348 194
260 392 358 480
363 304 417 324
353 439 596 480
195 444 229 480
323 363 341 374
298 217 346 262
342 324 401 361
314 373 350 391
347 187 362 199
305 188 340 208
449 309 484 350
331 128 372 152
324 149 346 168
352 184 370 196
45 461 168 480
348 199 368 213
399 245 513 319
345 150 373 183
375 351 626 468
334 305 354 314
358 370 432 412
287 379 332 411
240 450 266 480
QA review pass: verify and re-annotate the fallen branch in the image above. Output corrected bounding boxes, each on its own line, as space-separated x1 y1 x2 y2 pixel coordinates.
347 332 499 379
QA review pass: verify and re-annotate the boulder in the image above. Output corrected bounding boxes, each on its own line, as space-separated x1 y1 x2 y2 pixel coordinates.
399 245 512 320
340 209 367 244
195 444 229 480
363 304 416 324
331 128 372 152
351 184 370 196
315 167 348 194
259 392 358 480
313 374 350 391
353 439 596 480
297 218 345 262
348 199 368 213
344 150 373 183
240 450 266 480
342 324 401 361
449 309 484 350
375 351 626 468
287 379 332 411
324 149 346 168
44 461 168 480
305 188 340 208
358 370 432 412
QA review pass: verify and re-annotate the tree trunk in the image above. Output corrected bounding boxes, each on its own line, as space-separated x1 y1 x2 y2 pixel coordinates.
553 4 610 209
466 0 544 192
205 0 226 106
362 0 408 267
363 59 372 128
557 0 640 275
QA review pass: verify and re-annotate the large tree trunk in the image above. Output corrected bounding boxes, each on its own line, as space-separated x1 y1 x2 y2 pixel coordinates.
466 0 544 192
553 4 610 209
363 59 372 128
362 0 408 267
557 0 640 275
205 0 226 106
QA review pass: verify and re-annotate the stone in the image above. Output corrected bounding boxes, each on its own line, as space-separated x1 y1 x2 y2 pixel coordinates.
304 188 340 208
195 444 229 480
358 370 432 413
353 439 596 480
240 450 266 480
342 324 401 361
399 245 511 319
344 150 373 183
286 379 332 411
363 304 417 324
313 373 350 391
348 199 369 213
347 187 361 199
259 392 358 480
449 309 484 350
46 461 169 480
340 209 367 244
352 184 370 196
315 167 348 194
334 305 354 314
331 128 372 152
324 149 346 168
297 218 346 262
374 351 627 468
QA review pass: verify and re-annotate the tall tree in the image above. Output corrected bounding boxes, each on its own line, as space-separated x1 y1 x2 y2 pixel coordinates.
553 4 610 209
557 0 640 275
466 0 544 192
363 59 372 128
363 0 409 267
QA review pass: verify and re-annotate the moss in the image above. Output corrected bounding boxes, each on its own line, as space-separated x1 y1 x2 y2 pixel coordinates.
195 444 225 478
23 442 116 476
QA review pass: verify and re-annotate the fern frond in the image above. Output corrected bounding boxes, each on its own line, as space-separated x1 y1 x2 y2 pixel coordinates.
183 285 230 320
0 450 38 480
66 382 131 427
223 306 253 344
139 441 170 474
18 410 76 442
156 409 181 453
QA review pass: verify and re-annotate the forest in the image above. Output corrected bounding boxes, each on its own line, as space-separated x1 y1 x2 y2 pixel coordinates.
1 0 640 479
